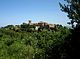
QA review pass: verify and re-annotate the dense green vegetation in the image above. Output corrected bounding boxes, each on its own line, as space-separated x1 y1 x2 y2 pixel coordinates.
0 24 71 59
1 0 80 59
60 0 80 59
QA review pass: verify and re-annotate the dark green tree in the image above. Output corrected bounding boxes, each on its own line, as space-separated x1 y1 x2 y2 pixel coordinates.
59 0 80 59
4 25 14 29
59 0 80 28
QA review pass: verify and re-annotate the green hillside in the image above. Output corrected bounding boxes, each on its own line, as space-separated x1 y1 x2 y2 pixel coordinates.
0 23 71 59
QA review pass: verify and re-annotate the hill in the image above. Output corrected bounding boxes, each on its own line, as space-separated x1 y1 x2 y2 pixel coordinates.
0 22 71 59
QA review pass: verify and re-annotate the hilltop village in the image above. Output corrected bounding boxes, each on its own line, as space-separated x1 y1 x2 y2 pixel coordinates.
27 20 55 30
3 20 57 32
0 20 70 59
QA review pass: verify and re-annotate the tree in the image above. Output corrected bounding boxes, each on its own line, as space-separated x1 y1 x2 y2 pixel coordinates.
59 0 80 28
4 25 14 30
59 0 80 59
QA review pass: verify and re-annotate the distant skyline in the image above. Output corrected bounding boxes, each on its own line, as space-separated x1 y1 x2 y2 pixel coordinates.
0 0 70 27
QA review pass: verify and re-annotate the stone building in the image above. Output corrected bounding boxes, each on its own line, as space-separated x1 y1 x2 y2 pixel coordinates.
27 20 55 30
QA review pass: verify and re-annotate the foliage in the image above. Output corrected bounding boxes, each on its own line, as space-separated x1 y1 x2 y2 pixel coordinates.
0 24 71 59
59 0 80 59
59 0 80 28
20 23 35 32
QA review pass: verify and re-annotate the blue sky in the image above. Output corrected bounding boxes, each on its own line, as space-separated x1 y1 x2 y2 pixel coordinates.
0 0 70 27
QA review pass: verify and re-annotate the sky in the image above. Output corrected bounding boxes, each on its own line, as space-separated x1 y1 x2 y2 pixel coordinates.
0 0 70 27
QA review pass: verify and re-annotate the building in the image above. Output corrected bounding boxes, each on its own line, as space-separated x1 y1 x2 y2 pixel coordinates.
27 20 55 30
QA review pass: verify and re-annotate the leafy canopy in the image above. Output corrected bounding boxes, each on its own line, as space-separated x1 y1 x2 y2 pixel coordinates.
59 0 80 28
